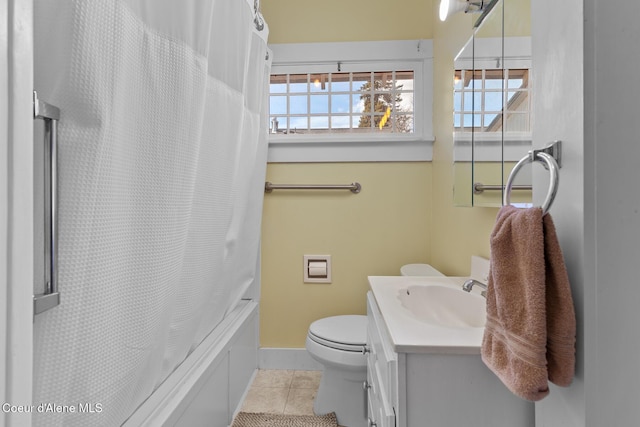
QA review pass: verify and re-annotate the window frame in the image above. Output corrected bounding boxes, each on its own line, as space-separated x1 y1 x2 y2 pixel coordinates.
267 40 434 163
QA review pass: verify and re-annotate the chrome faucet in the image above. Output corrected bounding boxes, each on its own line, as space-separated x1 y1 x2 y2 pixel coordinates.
462 279 488 298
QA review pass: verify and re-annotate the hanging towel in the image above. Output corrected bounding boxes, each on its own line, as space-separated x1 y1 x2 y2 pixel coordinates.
481 205 576 401
542 213 577 387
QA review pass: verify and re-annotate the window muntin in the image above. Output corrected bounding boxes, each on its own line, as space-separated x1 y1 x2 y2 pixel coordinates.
269 71 415 135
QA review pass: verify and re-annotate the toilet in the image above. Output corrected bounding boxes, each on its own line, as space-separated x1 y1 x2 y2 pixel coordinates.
306 315 368 427
305 263 443 427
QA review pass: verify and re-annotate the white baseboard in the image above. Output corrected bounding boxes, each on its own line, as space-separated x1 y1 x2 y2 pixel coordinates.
258 348 324 371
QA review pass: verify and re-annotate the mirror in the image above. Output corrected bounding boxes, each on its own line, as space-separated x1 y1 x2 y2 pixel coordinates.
453 0 532 207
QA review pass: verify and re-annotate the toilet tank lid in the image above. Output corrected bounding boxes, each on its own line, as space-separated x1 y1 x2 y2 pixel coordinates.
309 315 367 346
400 263 444 277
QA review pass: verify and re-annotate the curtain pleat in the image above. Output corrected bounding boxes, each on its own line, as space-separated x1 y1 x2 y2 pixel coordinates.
33 1 270 425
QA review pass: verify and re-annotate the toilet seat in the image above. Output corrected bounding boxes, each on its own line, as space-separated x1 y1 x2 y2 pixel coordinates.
308 315 367 352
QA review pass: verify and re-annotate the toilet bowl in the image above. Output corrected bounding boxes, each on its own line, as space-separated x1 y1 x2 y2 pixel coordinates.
305 315 367 427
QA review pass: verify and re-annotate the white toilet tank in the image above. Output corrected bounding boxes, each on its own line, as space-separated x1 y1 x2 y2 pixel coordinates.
400 263 444 277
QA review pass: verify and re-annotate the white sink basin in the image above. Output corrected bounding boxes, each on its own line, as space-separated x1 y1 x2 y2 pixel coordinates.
397 284 486 329
369 276 487 353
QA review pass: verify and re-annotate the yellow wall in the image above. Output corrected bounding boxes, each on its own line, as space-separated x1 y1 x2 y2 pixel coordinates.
260 0 505 348
263 0 434 44
261 163 431 347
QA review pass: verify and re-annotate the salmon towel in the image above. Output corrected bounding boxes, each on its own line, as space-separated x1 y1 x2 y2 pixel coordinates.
481 205 576 401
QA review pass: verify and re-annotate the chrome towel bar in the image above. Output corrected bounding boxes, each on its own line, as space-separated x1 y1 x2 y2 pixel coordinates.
265 182 361 194
504 141 561 215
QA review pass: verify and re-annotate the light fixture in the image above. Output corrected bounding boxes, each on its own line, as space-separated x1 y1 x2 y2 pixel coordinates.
439 0 487 21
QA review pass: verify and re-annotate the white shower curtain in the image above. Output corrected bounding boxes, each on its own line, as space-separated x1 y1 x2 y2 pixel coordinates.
32 1 270 425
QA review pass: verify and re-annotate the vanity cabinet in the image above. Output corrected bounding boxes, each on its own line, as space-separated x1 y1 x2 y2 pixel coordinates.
366 292 397 427
366 292 534 427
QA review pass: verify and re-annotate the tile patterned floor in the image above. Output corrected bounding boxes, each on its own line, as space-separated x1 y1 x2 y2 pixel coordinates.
240 369 323 416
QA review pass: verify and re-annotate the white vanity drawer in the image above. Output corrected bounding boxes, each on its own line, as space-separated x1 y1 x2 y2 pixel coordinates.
367 292 398 404
367 364 396 427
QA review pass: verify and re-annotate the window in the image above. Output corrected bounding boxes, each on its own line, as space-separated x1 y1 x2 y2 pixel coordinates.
453 68 531 133
270 71 415 135
267 40 433 162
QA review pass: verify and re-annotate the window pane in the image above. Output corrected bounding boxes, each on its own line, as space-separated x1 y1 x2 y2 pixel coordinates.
371 109 391 131
463 92 474 112
331 94 350 113
473 92 482 111
396 71 414 91
289 74 308 93
484 78 503 90
506 91 529 112
352 94 364 113
310 94 328 114
484 69 503 83
454 70 463 90
270 117 283 133
398 92 414 113
290 95 308 114
270 74 287 93
464 70 474 89
373 93 393 114
454 113 462 128
471 70 483 90
357 95 370 115
331 73 351 92
352 72 370 92
357 110 373 129
373 71 393 92
472 114 482 128
484 113 500 129
310 116 329 130
310 73 329 93
393 114 413 133
331 116 351 129
484 91 502 111
270 96 287 115
454 92 462 111
289 116 307 131
507 78 524 89
507 69 528 88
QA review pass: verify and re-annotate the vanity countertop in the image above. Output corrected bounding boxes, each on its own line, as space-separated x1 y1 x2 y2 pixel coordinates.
368 276 485 355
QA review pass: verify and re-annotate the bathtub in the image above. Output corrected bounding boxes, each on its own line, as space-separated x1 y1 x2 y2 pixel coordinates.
122 300 258 427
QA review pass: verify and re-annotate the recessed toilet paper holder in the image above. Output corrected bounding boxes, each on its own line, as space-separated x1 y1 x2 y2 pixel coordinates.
304 255 332 283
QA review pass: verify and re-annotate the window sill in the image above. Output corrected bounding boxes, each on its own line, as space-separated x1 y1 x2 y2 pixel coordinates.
267 136 434 163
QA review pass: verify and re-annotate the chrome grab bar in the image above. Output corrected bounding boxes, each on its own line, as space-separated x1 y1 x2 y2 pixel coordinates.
265 182 361 194
33 91 61 315
504 141 561 216
473 182 532 194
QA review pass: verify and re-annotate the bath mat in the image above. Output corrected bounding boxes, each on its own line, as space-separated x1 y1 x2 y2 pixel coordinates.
231 412 338 427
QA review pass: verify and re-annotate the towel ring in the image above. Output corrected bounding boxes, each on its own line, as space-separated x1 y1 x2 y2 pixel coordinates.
503 151 559 215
